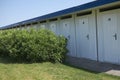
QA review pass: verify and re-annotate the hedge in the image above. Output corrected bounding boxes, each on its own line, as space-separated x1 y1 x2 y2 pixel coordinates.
0 29 67 62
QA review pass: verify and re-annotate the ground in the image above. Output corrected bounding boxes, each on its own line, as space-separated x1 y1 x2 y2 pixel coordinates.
0 57 120 80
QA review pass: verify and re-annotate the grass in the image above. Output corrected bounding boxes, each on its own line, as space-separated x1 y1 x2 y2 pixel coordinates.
0 57 120 80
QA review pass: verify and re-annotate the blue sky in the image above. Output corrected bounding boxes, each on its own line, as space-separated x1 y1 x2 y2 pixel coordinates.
0 0 94 27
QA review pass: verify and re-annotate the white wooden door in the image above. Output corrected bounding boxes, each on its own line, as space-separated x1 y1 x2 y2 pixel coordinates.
62 21 71 54
50 23 56 33
75 13 97 60
59 19 76 57
76 18 90 58
40 24 46 29
33 25 37 30
102 13 119 64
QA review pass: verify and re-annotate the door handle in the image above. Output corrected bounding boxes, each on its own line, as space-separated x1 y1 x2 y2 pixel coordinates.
86 34 89 40
113 33 117 40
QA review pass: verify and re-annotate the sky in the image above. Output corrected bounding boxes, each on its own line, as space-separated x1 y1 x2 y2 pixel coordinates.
0 0 95 27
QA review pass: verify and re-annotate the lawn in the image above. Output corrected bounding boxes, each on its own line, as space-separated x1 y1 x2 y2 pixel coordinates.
0 58 120 80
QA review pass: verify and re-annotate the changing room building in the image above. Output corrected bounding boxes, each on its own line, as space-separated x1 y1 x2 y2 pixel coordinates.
1 0 120 65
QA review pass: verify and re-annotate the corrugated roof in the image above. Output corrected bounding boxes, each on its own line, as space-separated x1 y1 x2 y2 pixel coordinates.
1 0 119 29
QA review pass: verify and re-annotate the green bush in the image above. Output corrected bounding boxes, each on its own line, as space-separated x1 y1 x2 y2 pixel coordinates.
0 29 67 62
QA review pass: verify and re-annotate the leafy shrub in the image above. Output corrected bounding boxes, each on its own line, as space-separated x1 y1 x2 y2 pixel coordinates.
0 29 67 62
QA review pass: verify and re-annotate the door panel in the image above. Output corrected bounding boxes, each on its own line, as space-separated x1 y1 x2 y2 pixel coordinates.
59 19 76 57
75 14 97 60
62 21 71 53
78 18 90 58
40 24 46 29
102 13 119 63
50 23 56 33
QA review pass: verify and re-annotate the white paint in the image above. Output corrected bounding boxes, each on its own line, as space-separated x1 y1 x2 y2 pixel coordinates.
75 11 97 60
103 14 118 63
76 18 90 58
26 26 30 30
21 27 24 30
32 25 37 30
59 17 76 57
40 24 46 29
50 23 56 32
98 9 120 64
49 21 59 34
16 27 20 30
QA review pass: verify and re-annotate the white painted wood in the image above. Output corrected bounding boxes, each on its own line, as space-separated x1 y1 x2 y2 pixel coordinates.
103 14 118 63
59 17 76 57
98 9 120 64
21 27 24 30
49 21 59 35
26 26 30 30
75 11 97 60
33 23 41 30
50 23 56 32
40 24 46 29
61 21 71 55
77 18 90 58
118 9 120 64
16 27 20 30
32 25 37 30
